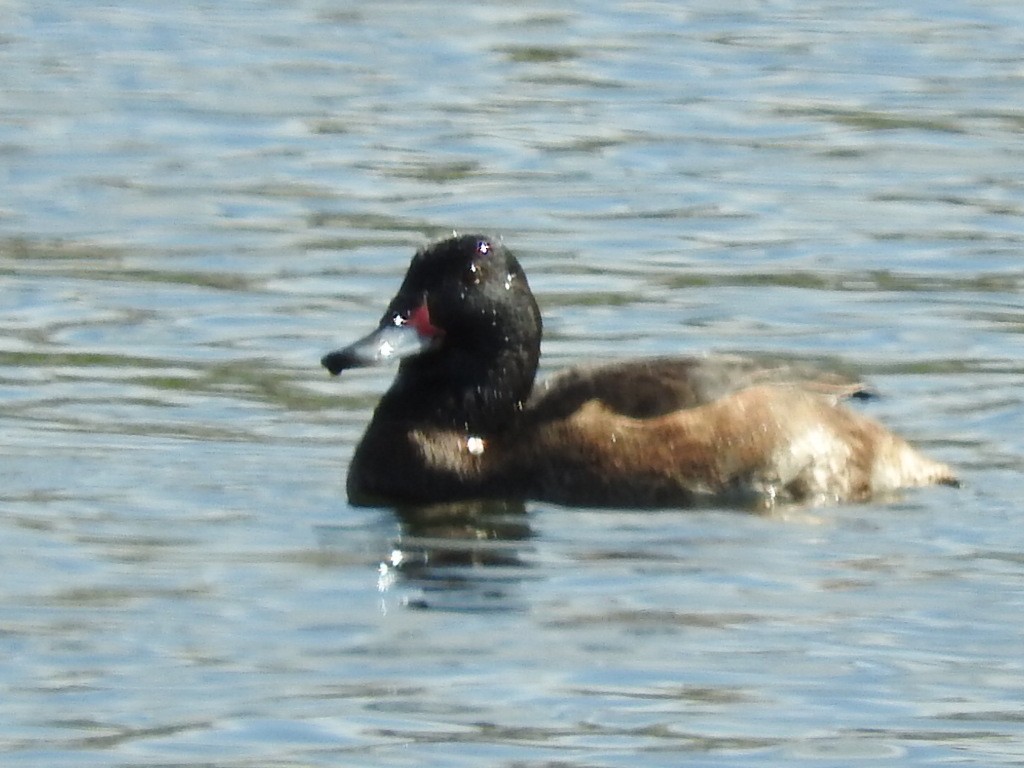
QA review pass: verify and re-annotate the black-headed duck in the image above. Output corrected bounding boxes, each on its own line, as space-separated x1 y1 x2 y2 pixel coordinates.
322 235 957 508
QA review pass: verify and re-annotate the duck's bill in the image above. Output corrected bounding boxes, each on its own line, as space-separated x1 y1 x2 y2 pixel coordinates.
321 323 436 375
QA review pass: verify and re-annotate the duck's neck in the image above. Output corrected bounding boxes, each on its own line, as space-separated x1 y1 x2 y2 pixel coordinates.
375 344 538 435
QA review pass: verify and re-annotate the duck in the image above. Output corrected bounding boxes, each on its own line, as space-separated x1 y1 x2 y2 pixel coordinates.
322 234 958 508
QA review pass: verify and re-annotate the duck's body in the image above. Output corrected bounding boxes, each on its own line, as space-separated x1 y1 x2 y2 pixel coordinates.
323 235 957 509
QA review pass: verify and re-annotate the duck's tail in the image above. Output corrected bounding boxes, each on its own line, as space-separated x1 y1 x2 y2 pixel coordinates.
872 432 959 492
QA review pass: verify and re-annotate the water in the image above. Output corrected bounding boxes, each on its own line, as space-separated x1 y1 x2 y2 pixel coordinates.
2 1 1024 765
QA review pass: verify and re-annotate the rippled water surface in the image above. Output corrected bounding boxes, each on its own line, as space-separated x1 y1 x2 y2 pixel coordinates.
2 1 1024 765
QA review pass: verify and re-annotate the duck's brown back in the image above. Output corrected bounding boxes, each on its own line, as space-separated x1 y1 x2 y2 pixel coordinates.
511 381 957 508
529 355 873 420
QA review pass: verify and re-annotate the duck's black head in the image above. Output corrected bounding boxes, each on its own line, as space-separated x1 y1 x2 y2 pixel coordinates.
322 235 543 431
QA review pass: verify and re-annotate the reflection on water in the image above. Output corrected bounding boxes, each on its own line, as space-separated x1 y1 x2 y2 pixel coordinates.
385 505 536 614
391 499 533 568
2 0 1024 765
320 499 533 613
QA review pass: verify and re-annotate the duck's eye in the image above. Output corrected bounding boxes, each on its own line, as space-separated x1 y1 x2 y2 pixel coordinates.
461 239 493 286
463 259 484 286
